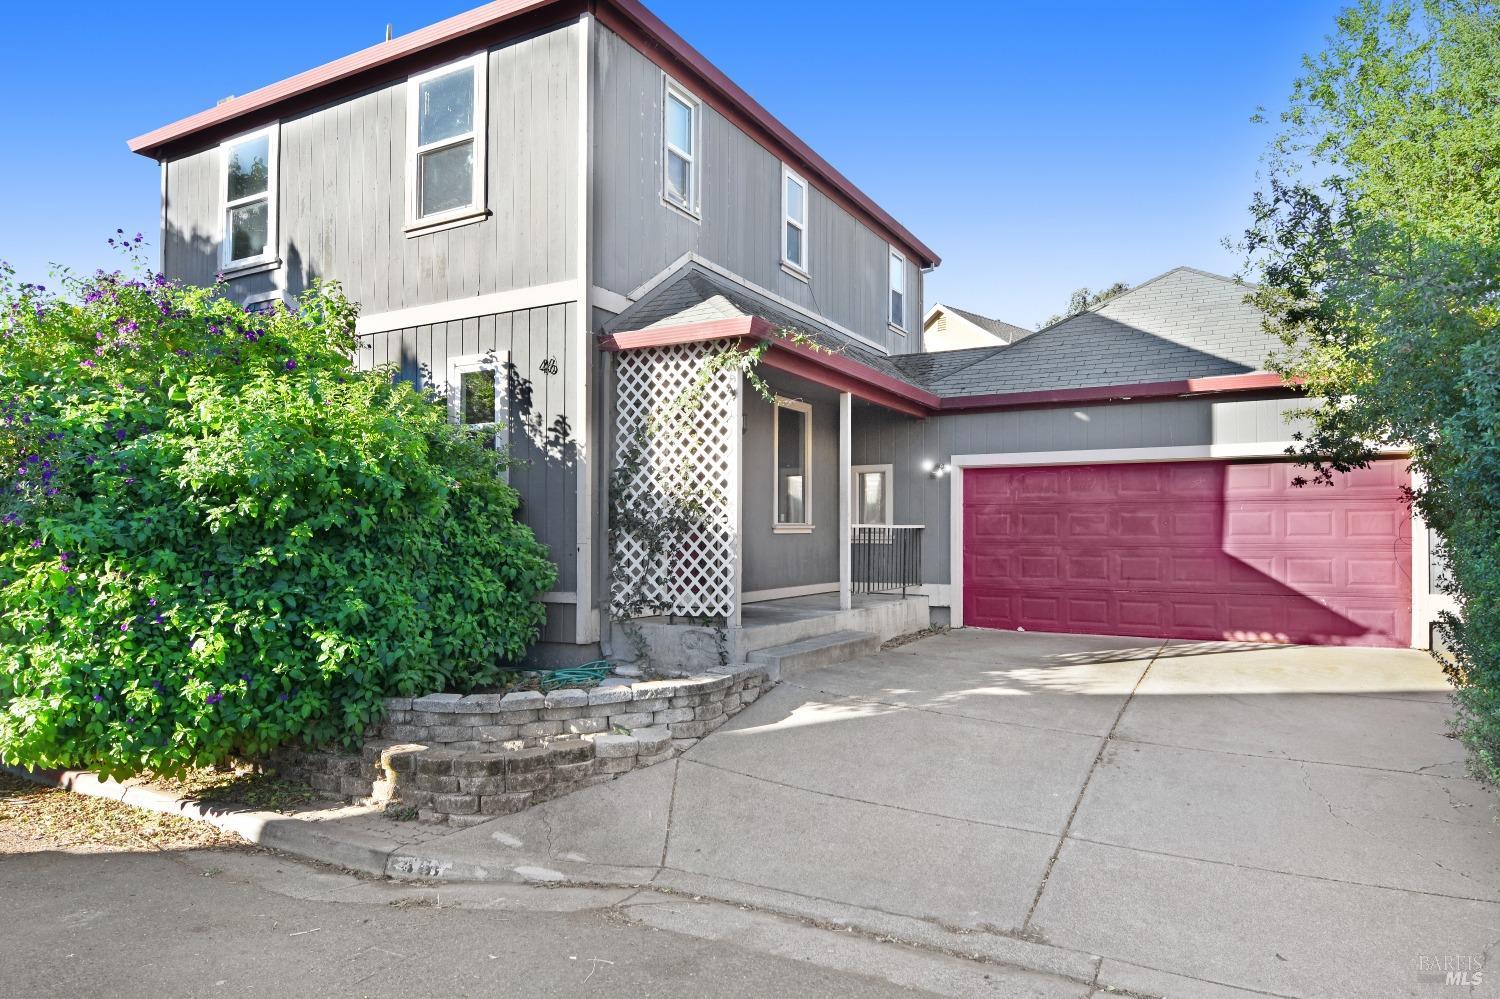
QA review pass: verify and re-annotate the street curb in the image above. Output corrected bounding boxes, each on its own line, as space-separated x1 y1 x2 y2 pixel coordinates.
5 766 401 878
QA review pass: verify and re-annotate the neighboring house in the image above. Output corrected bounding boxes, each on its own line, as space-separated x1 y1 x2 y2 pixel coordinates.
129 2 1443 668
922 303 1030 352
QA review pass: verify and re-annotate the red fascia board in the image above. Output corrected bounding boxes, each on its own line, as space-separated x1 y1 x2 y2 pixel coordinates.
596 0 938 268
757 349 930 419
124 0 939 269
599 317 935 416
937 372 1295 412
599 317 758 352
128 0 561 156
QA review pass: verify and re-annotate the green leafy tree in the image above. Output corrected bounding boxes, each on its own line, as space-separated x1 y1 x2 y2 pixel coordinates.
0 240 556 779
1037 282 1131 329
1241 0 1500 777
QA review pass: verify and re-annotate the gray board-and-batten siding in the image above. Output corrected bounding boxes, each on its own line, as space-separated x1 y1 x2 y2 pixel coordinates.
162 23 581 316
355 305 580 645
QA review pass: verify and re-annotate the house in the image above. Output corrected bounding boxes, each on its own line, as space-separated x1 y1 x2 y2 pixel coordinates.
129 1 1446 672
922 304 1031 352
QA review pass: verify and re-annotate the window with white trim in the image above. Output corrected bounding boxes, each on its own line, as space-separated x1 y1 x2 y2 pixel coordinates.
773 397 813 530
663 78 701 216
448 352 510 460
782 165 808 274
889 248 907 331
221 126 278 270
851 464 893 526
407 53 487 227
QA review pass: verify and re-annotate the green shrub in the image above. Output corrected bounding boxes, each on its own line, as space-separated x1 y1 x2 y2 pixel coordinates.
0 242 556 779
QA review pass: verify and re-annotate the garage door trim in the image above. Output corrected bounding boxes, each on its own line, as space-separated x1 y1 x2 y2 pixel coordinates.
947 441 1422 647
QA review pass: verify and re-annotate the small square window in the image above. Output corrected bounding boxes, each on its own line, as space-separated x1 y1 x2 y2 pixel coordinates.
448 352 509 460
852 464 893 526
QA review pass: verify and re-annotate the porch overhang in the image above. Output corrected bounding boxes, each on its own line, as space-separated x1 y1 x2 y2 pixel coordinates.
601 317 938 418
601 319 1298 418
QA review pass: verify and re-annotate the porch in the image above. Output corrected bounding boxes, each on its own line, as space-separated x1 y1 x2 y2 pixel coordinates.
601 273 937 672
609 590 931 676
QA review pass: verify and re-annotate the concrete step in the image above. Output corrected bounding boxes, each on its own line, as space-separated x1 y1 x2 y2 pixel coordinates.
747 630 881 680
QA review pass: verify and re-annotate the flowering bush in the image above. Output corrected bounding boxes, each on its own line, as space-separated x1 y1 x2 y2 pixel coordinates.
0 239 556 779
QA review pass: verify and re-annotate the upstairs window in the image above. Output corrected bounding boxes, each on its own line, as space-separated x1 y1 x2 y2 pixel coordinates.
889 248 907 331
663 78 701 216
221 126 278 270
408 53 487 227
782 166 809 274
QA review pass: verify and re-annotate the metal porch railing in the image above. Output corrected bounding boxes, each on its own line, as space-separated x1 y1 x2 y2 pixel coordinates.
851 525 924 596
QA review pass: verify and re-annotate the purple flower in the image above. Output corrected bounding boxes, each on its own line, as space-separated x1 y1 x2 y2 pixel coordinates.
29 538 41 548
284 359 297 372
278 693 290 702
66 585 76 595
206 693 224 705
148 597 157 607
92 694 103 702
80 359 95 369
119 621 129 632
154 614 164 625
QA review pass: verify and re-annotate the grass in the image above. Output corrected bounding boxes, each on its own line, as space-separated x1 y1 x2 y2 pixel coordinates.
0 772 242 853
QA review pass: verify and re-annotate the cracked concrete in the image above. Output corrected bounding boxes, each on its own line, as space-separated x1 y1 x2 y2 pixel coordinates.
387 631 1495 998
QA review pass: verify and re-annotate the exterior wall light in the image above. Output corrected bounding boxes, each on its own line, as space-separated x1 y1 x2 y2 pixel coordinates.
923 461 949 480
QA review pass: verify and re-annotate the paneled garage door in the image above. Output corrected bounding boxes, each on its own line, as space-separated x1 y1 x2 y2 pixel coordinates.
962 459 1412 647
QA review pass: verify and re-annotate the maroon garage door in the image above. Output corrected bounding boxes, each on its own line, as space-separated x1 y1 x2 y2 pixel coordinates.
962 459 1411 647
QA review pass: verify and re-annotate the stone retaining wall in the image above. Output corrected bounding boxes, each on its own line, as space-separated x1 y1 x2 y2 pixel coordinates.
268 664 770 826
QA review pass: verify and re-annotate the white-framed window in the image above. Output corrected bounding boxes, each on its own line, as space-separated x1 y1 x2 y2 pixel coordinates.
772 396 814 531
781 165 809 275
220 125 279 271
447 351 510 464
851 464 893 526
888 248 908 331
662 77 701 217
407 53 488 228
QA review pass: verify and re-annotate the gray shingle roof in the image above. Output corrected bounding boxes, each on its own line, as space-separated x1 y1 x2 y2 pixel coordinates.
607 264 1277 401
607 264 914 383
944 306 1032 344
924 267 1277 398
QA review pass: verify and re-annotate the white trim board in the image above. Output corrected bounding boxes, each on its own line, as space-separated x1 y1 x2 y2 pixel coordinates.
354 280 581 336
626 252 891 356
945 442 1426 648
591 285 633 315
573 12 597 645
741 583 839 604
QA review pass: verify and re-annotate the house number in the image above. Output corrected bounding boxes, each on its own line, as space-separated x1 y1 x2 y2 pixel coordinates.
539 357 559 375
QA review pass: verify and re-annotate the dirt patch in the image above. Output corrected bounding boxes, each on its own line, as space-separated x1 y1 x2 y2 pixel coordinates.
146 767 321 814
0 773 244 854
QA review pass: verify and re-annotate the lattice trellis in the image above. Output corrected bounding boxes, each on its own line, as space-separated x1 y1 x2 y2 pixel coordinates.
612 339 741 620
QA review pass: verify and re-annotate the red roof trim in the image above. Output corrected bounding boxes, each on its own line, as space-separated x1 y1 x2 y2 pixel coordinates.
126 0 938 268
127 1 557 155
936 372 1295 412
603 325 1295 414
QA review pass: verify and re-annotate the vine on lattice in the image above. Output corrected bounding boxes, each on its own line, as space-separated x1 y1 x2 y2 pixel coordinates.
608 331 820 664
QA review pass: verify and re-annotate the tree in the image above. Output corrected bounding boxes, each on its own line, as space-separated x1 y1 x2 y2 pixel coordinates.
1241 0 1500 777
1037 282 1131 329
0 243 557 779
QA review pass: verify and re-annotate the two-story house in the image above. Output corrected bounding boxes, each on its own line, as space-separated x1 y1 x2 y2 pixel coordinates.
132 0 1444 671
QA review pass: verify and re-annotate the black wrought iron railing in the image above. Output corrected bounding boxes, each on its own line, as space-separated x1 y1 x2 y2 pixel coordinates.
852 525 924 596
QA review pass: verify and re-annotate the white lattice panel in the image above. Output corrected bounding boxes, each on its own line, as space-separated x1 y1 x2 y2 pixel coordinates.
613 340 741 619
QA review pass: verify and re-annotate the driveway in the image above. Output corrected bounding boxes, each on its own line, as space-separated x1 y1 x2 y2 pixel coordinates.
400 630 1500 998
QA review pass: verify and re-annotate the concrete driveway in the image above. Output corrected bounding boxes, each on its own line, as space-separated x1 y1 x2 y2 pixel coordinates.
400 630 1500 998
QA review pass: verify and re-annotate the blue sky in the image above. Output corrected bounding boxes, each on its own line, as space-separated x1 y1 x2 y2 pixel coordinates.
0 0 1343 329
